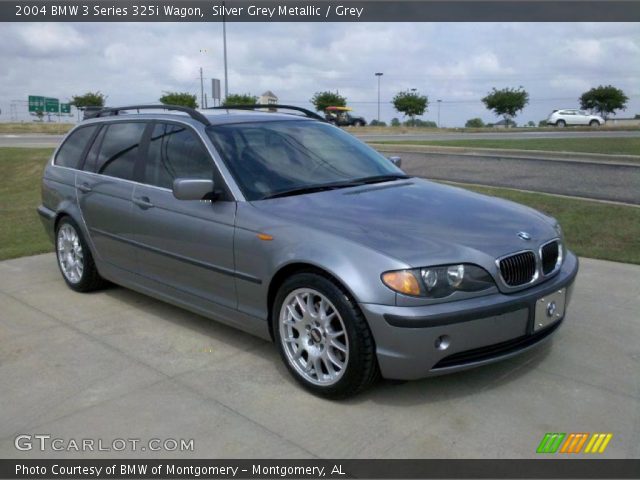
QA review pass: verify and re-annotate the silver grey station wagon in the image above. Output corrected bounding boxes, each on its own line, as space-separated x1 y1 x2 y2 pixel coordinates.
39 104 578 398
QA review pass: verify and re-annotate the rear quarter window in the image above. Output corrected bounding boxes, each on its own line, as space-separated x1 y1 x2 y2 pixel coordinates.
54 125 98 169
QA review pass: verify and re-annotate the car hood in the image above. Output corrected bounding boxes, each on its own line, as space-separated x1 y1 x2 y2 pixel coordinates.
251 178 558 266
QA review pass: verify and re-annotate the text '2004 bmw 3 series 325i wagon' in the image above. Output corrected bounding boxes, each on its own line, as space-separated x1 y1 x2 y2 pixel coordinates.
39 104 578 398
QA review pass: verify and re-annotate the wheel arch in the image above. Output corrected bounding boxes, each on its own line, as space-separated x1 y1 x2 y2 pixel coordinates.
266 262 361 341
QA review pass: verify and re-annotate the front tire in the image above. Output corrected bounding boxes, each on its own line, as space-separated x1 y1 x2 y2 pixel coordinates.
55 217 107 292
273 273 379 398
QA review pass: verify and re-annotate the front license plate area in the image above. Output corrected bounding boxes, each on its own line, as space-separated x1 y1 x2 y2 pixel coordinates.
534 288 566 332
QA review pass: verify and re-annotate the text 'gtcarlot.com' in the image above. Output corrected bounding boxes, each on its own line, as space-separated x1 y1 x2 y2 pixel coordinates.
15 434 194 452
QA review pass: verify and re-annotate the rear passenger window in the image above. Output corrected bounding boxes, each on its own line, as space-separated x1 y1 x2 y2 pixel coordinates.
96 122 146 180
55 126 98 169
82 125 106 172
144 123 212 189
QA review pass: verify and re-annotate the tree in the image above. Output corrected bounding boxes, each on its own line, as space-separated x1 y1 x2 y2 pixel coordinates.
527 121 536 127
160 92 198 108
482 87 529 125
465 117 485 128
392 90 428 122
222 93 258 106
70 91 106 109
369 119 387 127
390 117 401 127
310 91 347 112
579 85 628 120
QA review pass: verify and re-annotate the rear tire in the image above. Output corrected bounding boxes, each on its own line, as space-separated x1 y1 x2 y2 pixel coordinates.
55 217 107 292
272 272 379 398
589 119 600 127
556 120 566 128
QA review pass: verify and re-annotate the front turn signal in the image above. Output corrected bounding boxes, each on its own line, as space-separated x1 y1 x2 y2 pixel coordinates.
381 270 421 296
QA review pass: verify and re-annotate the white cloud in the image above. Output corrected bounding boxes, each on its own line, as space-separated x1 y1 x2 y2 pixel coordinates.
16 23 85 55
0 22 638 125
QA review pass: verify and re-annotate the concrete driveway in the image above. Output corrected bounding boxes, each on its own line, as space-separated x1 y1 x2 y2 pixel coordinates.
0 254 638 459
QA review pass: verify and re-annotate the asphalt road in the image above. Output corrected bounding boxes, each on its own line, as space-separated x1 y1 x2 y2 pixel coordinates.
0 134 63 148
394 151 640 205
1 254 638 458
356 130 640 142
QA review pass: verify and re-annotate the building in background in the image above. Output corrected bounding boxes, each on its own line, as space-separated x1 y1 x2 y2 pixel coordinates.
259 91 278 111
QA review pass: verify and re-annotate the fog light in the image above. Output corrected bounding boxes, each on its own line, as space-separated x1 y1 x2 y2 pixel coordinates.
435 335 451 351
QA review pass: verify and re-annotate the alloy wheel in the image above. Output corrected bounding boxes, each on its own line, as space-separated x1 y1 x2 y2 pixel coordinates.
279 288 349 386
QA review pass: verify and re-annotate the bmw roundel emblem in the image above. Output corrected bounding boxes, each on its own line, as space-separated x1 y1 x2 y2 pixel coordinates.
518 231 532 241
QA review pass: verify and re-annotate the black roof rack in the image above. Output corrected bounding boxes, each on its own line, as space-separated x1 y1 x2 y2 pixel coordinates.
208 104 326 122
91 104 211 126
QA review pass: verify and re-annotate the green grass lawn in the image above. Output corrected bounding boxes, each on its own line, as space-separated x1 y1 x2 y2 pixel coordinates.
0 147 638 264
0 148 54 260
376 137 640 156
0 123 74 134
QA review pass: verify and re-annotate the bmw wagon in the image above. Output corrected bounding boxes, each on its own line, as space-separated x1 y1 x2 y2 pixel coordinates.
39 104 578 398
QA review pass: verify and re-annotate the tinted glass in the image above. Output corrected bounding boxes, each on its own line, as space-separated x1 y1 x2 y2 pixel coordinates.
55 126 98 169
96 122 146 180
83 125 106 172
207 120 400 200
144 123 213 189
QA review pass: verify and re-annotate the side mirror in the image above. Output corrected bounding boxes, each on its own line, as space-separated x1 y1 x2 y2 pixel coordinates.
389 156 402 168
172 178 215 201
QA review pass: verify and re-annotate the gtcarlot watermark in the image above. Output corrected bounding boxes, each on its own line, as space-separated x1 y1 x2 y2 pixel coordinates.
15 434 194 452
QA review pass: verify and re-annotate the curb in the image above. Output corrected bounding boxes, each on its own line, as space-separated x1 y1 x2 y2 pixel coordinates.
370 144 640 167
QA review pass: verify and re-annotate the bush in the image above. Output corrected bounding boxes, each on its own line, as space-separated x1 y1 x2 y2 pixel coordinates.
391 117 401 127
465 118 485 128
404 119 436 128
369 120 387 127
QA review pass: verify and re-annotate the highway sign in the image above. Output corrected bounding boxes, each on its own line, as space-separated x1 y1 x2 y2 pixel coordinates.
28 95 45 112
45 97 59 113
60 103 71 114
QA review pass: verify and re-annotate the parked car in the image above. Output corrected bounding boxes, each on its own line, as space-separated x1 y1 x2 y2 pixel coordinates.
39 104 578 398
324 106 367 127
546 109 604 127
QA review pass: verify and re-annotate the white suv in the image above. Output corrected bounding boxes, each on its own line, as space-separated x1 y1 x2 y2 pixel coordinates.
547 109 604 127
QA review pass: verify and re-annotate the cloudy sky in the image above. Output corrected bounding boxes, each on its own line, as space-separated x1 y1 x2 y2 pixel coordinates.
1 22 639 126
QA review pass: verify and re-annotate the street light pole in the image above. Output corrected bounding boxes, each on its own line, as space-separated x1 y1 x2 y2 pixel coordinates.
437 99 442 128
222 1 229 101
375 72 383 123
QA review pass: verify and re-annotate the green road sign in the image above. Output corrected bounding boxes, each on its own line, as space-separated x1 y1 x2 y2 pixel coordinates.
28 95 45 113
45 97 59 113
60 103 71 114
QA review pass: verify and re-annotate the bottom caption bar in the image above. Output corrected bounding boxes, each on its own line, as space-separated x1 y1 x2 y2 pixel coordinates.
3 459 640 479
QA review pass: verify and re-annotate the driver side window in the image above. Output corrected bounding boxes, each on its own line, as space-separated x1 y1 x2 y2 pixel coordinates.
144 123 213 189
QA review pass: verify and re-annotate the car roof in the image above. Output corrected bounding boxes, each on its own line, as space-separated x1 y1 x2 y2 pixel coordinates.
80 108 316 127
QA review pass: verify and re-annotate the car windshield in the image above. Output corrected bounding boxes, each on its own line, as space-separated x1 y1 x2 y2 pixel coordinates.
206 120 404 200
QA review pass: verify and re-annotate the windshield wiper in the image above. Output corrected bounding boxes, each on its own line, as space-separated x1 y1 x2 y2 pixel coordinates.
261 175 412 200
355 174 412 185
262 180 366 200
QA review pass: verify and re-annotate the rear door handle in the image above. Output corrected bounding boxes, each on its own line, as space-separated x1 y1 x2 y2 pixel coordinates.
77 183 92 193
133 196 154 209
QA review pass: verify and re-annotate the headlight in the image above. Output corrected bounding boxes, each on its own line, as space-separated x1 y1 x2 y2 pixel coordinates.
382 264 495 298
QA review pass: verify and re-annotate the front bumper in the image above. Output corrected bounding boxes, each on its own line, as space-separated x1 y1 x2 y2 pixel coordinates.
360 251 579 380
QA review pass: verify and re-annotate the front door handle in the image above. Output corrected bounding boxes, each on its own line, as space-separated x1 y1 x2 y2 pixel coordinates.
77 183 92 193
133 196 154 209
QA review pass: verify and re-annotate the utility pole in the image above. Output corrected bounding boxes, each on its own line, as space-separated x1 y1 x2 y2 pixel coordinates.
437 99 442 128
200 67 205 109
223 1 229 101
375 72 383 123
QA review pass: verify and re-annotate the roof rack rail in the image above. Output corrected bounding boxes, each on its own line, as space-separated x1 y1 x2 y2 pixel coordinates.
208 104 326 122
92 104 211 126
